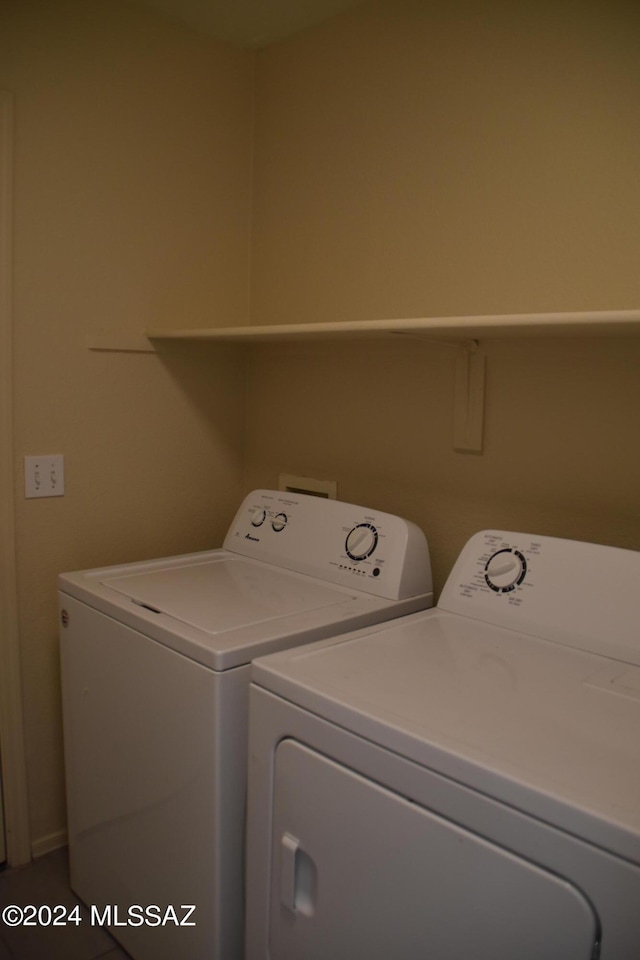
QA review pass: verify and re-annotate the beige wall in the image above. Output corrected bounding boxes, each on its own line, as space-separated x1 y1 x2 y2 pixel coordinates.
2 0 640 855
0 0 253 850
251 0 640 322
245 336 640 592
246 0 640 582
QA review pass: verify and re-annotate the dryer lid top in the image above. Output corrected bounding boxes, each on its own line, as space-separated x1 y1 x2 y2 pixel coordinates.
252 607 640 863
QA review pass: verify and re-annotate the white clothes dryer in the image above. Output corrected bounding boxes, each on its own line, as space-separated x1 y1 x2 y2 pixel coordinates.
245 530 640 960
59 490 432 960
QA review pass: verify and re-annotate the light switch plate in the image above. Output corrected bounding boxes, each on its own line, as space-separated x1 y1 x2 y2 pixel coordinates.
24 455 65 498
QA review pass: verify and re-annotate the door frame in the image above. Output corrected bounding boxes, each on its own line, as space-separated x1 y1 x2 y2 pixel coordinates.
0 88 32 866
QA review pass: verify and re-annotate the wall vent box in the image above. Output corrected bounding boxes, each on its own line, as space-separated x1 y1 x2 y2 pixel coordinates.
279 475 337 500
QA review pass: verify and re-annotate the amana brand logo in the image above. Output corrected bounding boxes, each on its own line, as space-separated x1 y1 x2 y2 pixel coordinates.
245 534 260 542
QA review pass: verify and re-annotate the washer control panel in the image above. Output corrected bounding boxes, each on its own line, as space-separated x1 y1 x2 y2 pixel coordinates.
438 529 640 663
224 490 432 602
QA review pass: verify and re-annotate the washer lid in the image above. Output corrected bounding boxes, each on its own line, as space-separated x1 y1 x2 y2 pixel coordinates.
251 608 640 863
102 556 348 634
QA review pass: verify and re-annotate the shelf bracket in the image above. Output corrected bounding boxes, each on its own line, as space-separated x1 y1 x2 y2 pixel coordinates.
86 332 156 353
453 340 485 454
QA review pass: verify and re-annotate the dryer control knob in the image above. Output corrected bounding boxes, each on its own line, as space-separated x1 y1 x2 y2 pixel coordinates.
345 523 378 561
484 548 527 593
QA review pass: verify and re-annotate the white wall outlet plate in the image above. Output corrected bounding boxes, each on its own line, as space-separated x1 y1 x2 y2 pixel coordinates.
24 455 65 498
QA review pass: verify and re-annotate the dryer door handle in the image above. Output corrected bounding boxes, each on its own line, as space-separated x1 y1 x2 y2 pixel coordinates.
280 832 317 916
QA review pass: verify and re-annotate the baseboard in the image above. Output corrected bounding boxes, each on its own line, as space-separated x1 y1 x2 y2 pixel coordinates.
31 828 67 859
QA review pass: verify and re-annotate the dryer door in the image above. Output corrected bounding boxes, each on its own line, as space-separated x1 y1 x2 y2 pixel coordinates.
269 740 598 960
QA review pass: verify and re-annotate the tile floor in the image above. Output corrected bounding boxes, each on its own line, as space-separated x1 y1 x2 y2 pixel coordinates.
0 848 128 959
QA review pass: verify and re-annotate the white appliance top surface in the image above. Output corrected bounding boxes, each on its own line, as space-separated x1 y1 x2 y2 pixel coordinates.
59 490 433 671
103 556 347 634
59 548 429 671
252 608 640 859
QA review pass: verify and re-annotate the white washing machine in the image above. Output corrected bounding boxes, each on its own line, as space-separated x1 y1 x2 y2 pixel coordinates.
245 530 640 960
59 489 432 960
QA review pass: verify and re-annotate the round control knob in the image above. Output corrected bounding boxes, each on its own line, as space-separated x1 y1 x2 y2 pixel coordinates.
251 508 266 527
345 523 378 561
484 548 527 593
272 512 288 532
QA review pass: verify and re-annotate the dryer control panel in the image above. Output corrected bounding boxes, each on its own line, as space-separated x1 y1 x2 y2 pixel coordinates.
224 490 432 602
439 530 640 665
